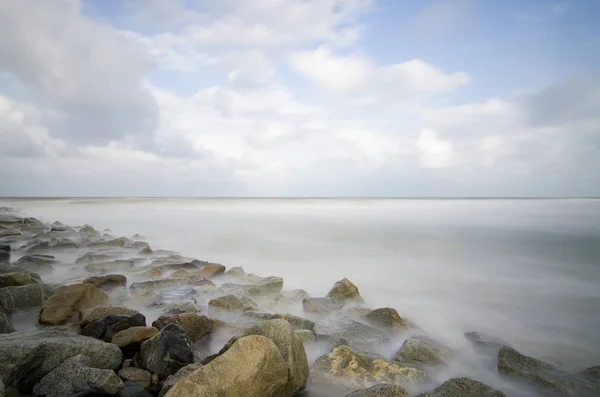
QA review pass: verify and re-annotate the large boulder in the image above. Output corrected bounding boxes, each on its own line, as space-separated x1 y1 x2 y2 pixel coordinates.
313 313 389 351
80 306 141 327
164 335 288 397
363 308 408 332
0 284 54 312
0 271 40 288
39 283 109 325
303 297 345 315
152 313 213 342
0 327 122 393
32 354 124 397
112 326 159 348
84 274 127 289
326 278 364 303
346 384 410 397
13 255 56 274
395 336 452 366
416 377 506 397
140 323 194 380
312 345 429 390
208 294 256 313
242 311 315 330
82 313 147 342
158 363 203 397
497 346 598 397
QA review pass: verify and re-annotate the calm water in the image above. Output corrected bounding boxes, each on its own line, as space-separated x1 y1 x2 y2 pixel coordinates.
2 198 599 394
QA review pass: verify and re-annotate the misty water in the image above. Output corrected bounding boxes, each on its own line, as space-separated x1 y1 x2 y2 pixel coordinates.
2 198 600 396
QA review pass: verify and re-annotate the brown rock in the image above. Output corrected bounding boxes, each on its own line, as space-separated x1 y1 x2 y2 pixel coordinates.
326 278 364 303
112 326 159 347
196 264 226 278
363 308 408 332
83 274 127 289
39 283 109 325
80 306 141 327
152 313 214 342
118 367 153 389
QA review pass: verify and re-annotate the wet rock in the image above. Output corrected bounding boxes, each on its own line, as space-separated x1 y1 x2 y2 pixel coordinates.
0 271 40 288
84 274 127 289
121 292 161 308
169 269 191 279
94 237 130 247
0 244 11 252
313 313 389 351
0 327 122 393
112 326 159 348
326 278 364 303
82 313 147 342
196 264 226 278
152 313 213 342
0 248 9 263
497 346 599 397
303 297 345 315
130 277 213 293
78 224 98 236
13 255 56 274
120 380 154 397
208 294 256 313
225 266 245 277
85 260 135 274
582 365 600 380
76 252 110 265
219 275 284 296
32 354 123 397
0 284 55 312
129 241 150 250
158 363 203 397
312 345 429 390
395 336 452 366
163 301 200 315
0 378 4 397
242 311 315 330
165 335 288 397
80 307 141 327
464 331 511 354
49 221 72 232
118 367 152 389
39 283 109 325
346 384 410 397
140 323 194 380
294 329 316 343
363 308 408 332
140 246 153 255
0 311 15 334
416 377 506 397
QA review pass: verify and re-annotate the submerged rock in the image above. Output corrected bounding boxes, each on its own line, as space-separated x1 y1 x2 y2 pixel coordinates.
0 327 122 393
326 278 364 303
464 331 511 355
0 284 54 312
312 345 429 390
130 277 213 293
75 252 110 265
85 260 135 274
82 313 147 342
218 276 284 296
346 384 410 397
13 254 56 274
152 313 213 342
208 294 256 313
84 274 127 289
303 297 345 315
78 224 98 236
395 336 452 366
164 335 288 397
416 377 506 397
140 323 194 380
363 308 408 332
242 311 315 330
313 313 389 350
39 283 109 325
32 354 123 397
225 266 245 277
196 264 226 278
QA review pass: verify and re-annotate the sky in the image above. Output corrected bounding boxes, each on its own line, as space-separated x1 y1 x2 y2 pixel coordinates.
0 0 599 197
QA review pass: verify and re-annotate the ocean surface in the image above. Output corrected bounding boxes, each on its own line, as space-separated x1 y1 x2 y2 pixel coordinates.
1 197 599 395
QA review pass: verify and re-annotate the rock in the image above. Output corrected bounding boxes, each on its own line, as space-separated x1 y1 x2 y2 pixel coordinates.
120 380 154 397
39 283 109 325
303 297 345 314
208 294 256 313
152 313 213 342
582 366 600 380
0 311 15 334
464 331 511 354
163 301 200 315
85 260 135 274
13 255 56 274
497 346 599 397
282 288 310 300
170 269 191 279
121 292 161 308
112 326 159 348
0 250 9 263
395 336 452 366
314 313 389 351
130 241 150 249
78 224 98 235
294 329 315 343
416 377 506 397
82 313 147 342
346 384 410 397
326 278 364 303
0 327 122 393
76 252 110 265
140 323 194 380
0 244 10 252
218 276 284 296
0 284 55 312
80 307 141 327
118 367 152 389
242 311 315 330
130 277 213 293
140 246 153 255
194 284 217 295
0 378 4 397
196 264 226 278
158 362 203 397
0 271 40 288
312 345 428 390
32 354 124 397
94 237 129 247
225 266 245 277
84 274 127 289
164 335 288 397
363 308 408 332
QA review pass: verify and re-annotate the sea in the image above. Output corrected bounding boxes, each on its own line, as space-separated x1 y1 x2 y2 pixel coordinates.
1 197 599 396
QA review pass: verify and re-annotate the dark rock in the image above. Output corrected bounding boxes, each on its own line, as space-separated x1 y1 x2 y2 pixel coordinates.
82 313 147 342
152 313 213 342
139 323 194 380
395 336 452 366
582 365 600 380
84 274 127 289
0 250 9 263
119 380 154 397
0 244 11 252
208 294 256 313
303 297 345 314
0 327 122 393
464 331 511 354
346 383 409 397
80 307 141 327
32 354 123 397
242 311 315 330
363 308 408 332
0 311 15 334
0 284 55 312
313 313 389 351
416 377 506 397
158 362 203 397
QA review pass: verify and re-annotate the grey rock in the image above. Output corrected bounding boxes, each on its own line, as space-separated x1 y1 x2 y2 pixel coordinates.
120 381 154 397
0 244 11 252
0 284 54 312
140 323 194 380
218 276 284 296
82 313 147 342
346 383 409 397
416 377 506 397
395 336 452 366
464 331 511 354
242 311 315 330
225 266 245 277
303 297 345 315
13 255 56 274
83 274 127 289
313 313 389 351
158 362 203 397
118 367 152 389
0 327 122 393
76 253 110 265
0 270 41 288
32 355 123 397
0 250 9 263
0 312 15 334
294 329 316 343
208 294 256 313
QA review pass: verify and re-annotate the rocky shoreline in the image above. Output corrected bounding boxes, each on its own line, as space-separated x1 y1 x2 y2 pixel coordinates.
0 207 599 397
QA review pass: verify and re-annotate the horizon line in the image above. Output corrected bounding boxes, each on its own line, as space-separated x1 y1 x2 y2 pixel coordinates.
1 196 599 200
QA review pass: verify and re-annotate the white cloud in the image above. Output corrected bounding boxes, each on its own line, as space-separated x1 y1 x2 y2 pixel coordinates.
417 129 455 169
